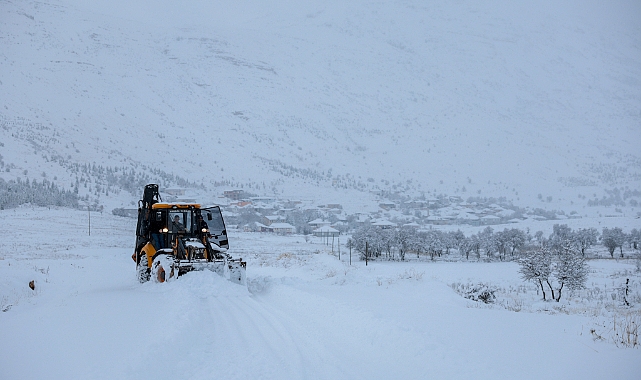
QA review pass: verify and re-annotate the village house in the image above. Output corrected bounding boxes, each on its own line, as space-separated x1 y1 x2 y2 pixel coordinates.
262 215 286 226
251 196 277 204
371 219 396 229
426 215 450 225
267 223 296 234
308 218 330 229
312 225 340 237
243 222 269 232
223 190 246 200
379 202 396 211
481 215 501 225
403 200 428 209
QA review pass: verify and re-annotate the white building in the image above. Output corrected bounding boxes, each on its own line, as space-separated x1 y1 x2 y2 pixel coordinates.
268 223 296 234
313 225 340 237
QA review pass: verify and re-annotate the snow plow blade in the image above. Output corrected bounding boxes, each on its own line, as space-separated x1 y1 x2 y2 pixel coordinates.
176 258 247 285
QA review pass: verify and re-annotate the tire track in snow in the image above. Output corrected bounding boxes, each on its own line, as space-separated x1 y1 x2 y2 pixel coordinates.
205 294 306 379
247 279 437 379
156 271 308 379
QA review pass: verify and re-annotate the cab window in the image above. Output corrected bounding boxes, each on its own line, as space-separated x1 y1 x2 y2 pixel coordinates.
168 211 192 233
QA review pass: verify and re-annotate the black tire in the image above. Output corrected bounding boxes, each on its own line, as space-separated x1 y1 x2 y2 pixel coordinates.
151 254 175 283
137 256 150 283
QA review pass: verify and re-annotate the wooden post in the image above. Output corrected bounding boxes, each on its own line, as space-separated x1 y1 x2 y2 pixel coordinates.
338 236 341 261
332 234 335 253
366 241 368 266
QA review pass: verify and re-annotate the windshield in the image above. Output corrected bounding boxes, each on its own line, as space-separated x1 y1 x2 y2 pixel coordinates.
168 210 192 234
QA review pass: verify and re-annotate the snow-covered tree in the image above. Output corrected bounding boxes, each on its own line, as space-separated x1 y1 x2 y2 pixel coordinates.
630 228 640 251
549 224 574 251
504 228 527 257
352 225 385 261
380 228 395 260
614 228 627 257
494 229 509 260
422 230 444 260
443 231 457 256
458 236 475 260
451 229 466 251
534 230 545 246
519 243 588 302
574 227 598 257
602 227 625 258
552 245 589 302
518 247 553 300
469 234 481 260
411 231 426 259
394 226 415 261
478 227 496 260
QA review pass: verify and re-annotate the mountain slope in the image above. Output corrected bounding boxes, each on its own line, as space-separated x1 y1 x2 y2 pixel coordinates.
1 0 640 210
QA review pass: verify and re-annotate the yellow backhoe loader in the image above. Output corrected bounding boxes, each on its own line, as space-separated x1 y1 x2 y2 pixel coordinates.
132 184 246 284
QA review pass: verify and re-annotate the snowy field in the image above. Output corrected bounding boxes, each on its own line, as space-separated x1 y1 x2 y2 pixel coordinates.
1 207 640 379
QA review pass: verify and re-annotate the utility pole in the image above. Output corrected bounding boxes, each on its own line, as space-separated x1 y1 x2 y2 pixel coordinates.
365 241 368 266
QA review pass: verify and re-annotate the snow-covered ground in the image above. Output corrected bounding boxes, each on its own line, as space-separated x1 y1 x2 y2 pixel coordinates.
1 207 639 379
2 1 640 377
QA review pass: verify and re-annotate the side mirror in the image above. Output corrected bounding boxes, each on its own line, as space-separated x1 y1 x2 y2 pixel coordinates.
207 212 212 221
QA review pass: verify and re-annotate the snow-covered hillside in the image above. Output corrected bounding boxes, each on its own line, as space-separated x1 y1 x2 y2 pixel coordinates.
1 0 640 211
